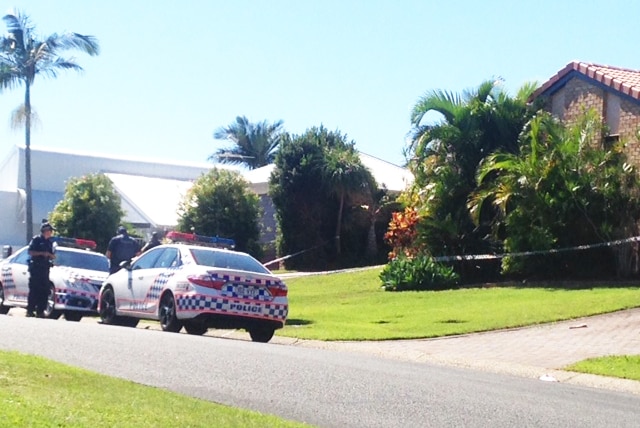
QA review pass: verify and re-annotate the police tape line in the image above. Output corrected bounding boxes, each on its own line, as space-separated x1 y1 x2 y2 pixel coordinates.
263 238 337 267
432 235 640 262
264 235 640 267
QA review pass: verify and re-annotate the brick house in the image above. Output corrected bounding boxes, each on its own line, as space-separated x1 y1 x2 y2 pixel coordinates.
532 61 640 276
531 61 640 168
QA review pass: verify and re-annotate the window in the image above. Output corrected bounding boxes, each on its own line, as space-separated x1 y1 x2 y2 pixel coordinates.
154 248 179 268
54 250 109 272
132 248 163 270
12 248 30 265
190 248 270 274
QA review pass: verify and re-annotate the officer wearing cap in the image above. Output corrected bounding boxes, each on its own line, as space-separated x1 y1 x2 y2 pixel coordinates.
26 220 56 318
106 226 140 274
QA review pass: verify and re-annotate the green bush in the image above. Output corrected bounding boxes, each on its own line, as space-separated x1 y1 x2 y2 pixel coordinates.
379 254 459 291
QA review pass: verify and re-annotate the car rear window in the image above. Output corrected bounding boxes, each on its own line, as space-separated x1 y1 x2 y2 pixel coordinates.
190 248 270 274
54 250 110 272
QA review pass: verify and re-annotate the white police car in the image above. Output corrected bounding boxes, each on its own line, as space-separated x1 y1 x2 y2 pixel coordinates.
0 237 109 321
98 231 288 342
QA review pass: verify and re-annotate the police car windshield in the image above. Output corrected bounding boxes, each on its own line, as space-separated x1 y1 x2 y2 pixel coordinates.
190 248 270 274
53 249 110 272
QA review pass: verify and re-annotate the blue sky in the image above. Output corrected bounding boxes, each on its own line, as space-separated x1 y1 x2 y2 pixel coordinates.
1 0 639 168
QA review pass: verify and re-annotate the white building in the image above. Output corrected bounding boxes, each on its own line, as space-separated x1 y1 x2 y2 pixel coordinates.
0 145 412 250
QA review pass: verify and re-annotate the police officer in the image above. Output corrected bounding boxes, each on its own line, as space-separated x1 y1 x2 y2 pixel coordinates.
27 221 56 318
106 226 140 274
141 231 162 253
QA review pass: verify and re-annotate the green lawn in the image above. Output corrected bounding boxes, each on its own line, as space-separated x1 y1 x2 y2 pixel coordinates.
565 355 640 381
0 351 309 427
280 267 640 341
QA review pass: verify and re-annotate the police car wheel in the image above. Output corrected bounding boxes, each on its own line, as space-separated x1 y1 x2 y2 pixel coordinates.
44 285 62 320
249 327 275 343
99 288 118 325
119 316 139 328
159 292 182 333
184 321 207 336
64 311 83 322
0 284 10 315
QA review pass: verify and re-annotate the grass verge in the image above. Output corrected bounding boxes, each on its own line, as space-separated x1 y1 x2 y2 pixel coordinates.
0 351 308 428
564 356 640 381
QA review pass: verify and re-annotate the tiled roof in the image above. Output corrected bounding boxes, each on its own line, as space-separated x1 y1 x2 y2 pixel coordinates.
531 61 640 101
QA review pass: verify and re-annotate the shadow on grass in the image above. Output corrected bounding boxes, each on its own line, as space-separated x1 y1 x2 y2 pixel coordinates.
286 318 313 326
469 279 640 291
438 319 468 324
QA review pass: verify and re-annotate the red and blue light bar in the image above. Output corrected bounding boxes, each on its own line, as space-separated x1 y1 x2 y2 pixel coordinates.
165 231 235 249
52 236 97 250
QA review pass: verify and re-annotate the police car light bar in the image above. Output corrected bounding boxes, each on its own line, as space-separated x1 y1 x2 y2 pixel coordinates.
165 231 235 249
52 236 97 250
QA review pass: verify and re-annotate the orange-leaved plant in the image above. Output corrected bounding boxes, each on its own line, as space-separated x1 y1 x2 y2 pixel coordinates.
384 207 422 259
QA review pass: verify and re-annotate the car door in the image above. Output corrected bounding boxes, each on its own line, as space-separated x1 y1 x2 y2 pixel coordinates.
130 247 179 314
3 248 31 305
114 248 163 314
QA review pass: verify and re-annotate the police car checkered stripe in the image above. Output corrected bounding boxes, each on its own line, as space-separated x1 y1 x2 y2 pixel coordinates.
176 295 288 320
1 269 15 290
145 270 177 300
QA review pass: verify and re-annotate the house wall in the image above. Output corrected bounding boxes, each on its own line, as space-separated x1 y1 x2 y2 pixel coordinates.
543 77 640 169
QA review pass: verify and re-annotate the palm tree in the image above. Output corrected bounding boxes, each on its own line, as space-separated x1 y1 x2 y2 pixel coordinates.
323 147 374 255
404 80 537 261
212 116 285 169
469 110 640 277
0 11 99 242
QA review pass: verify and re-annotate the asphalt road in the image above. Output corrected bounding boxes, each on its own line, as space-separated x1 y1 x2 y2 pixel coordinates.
1 315 639 428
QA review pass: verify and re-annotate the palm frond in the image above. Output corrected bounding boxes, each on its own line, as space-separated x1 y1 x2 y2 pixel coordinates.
10 103 40 131
411 89 463 125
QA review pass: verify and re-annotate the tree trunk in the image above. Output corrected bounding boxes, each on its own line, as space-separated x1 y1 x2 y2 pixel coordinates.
24 81 33 243
366 217 377 261
335 192 344 255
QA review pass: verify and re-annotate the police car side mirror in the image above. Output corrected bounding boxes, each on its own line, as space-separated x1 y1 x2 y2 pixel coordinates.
119 260 132 270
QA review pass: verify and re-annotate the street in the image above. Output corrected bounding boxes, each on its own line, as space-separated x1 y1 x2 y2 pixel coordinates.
1 315 639 427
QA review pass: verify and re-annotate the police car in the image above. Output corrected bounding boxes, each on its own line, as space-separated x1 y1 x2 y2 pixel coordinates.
0 237 109 321
98 231 288 342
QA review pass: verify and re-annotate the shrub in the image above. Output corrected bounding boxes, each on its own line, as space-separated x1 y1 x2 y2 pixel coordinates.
379 254 459 291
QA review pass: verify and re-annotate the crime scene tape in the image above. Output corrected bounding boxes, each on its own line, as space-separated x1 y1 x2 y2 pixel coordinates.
432 235 640 262
264 235 640 267
263 237 337 267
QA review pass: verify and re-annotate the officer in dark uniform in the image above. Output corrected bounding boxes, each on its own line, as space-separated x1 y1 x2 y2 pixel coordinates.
141 231 162 253
27 221 56 318
106 226 140 274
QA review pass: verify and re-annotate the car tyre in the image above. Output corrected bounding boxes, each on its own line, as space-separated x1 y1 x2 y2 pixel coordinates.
43 284 62 319
64 311 83 322
184 321 208 336
0 283 10 315
119 316 139 328
159 292 182 333
249 327 275 343
99 287 118 325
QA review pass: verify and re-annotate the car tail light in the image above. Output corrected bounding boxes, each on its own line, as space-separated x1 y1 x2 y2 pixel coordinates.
187 274 225 290
268 284 288 297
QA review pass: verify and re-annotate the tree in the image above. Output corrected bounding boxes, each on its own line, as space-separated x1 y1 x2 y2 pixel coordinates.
49 173 124 252
177 168 262 255
323 146 375 255
0 11 99 242
270 125 377 269
402 80 537 278
469 110 640 278
212 116 285 169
